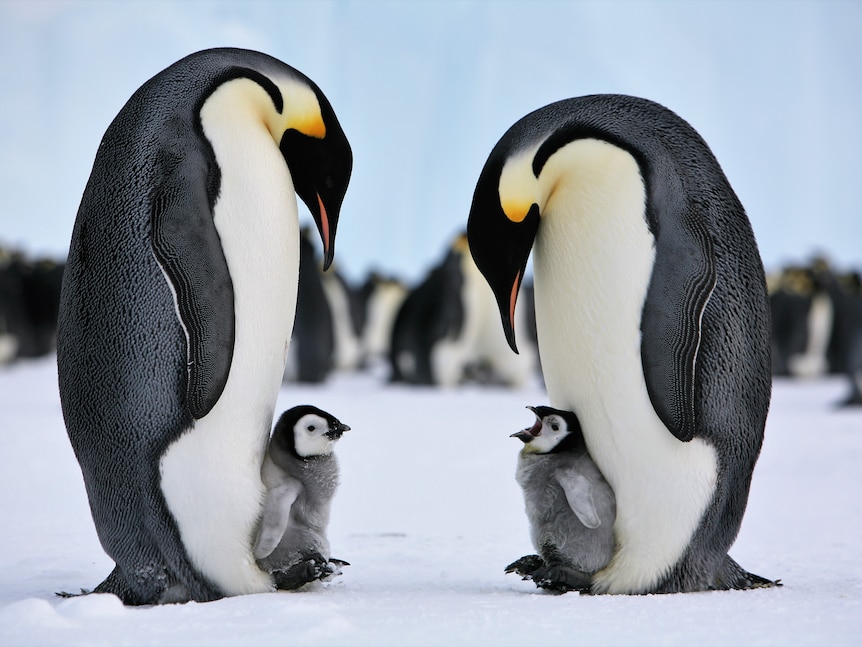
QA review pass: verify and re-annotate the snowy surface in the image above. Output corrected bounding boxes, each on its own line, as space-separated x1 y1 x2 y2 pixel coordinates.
1 357 861 646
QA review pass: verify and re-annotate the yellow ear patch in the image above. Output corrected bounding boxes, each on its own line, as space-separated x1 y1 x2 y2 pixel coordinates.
501 199 534 224
288 110 326 139
272 77 327 139
498 147 541 223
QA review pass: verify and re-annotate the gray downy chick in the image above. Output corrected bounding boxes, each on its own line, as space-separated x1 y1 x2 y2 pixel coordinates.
254 405 350 590
507 405 616 593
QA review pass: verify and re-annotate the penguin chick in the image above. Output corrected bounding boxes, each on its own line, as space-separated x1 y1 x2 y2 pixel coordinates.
254 405 350 590
507 406 616 593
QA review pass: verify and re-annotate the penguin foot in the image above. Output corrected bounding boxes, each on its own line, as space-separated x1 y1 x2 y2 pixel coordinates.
272 554 327 590
156 583 193 604
505 554 544 579
506 555 591 593
712 556 783 591
56 584 195 604
272 553 347 590
531 564 591 594
85 564 220 605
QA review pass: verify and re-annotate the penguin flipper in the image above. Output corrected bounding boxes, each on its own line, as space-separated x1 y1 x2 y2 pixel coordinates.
151 151 234 419
640 197 717 443
557 471 601 529
254 479 301 560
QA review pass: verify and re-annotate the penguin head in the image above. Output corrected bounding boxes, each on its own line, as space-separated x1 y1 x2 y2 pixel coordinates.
276 79 352 271
272 405 350 459
203 65 352 271
468 98 637 352
512 405 585 454
467 141 541 353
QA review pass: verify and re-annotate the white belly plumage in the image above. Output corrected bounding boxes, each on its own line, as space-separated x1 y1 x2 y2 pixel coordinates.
532 139 717 594
159 84 300 596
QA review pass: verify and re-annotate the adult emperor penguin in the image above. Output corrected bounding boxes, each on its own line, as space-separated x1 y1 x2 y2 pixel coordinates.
56 48 352 605
468 94 777 594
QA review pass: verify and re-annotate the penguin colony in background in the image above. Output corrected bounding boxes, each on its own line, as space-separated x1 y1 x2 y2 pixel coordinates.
57 48 352 605
10 240 857 396
0 248 64 364
769 257 862 404
388 232 537 388
46 46 861 605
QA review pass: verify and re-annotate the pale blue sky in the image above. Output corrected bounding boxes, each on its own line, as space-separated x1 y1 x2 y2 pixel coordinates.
1 0 859 281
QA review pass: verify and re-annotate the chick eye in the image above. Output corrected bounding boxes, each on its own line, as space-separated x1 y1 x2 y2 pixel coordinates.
307 425 316 432
551 423 559 431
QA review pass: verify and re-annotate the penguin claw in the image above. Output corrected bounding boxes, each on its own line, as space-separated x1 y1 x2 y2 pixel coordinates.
320 559 348 582
505 554 544 578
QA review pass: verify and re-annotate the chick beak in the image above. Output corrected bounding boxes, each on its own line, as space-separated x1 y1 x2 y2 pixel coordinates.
325 422 351 440
510 418 542 444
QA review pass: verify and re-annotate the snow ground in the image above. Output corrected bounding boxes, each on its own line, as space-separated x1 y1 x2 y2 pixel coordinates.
1 357 860 646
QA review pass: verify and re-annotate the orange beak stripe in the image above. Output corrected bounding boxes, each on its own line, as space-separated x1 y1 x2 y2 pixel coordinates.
509 270 521 331
317 193 330 258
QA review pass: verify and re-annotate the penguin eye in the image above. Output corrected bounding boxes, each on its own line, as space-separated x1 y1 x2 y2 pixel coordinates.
324 175 334 190
551 423 559 432
307 425 316 432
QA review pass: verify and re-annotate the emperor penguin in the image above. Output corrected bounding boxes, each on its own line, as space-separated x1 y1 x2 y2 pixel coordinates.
357 272 407 368
388 239 465 385
506 406 615 593
254 405 350 590
389 233 536 387
467 95 778 594
56 48 352 605
769 262 835 379
0 252 64 362
768 265 820 377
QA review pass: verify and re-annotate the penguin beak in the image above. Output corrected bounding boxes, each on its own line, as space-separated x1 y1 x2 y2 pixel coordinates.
325 422 350 440
314 192 336 271
301 178 346 272
280 123 352 272
467 190 540 354
510 418 542 444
